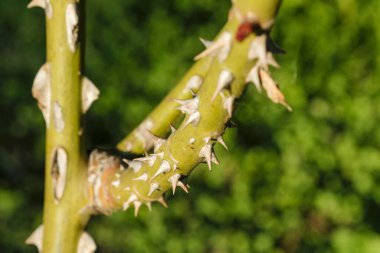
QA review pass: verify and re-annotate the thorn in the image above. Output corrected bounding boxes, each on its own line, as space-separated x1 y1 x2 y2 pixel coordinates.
146 131 166 153
157 197 168 208
122 159 143 173
211 152 220 165
82 77 100 113
31 63 51 127
132 173 148 182
27 0 45 9
175 96 199 115
136 153 158 166
217 136 228 150
194 32 232 62
199 37 213 48
170 124 177 134
122 202 129 211
259 68 292 111
248 35 267 61
148 183 160 196
199 137 214 171
77 232 97 253
168 151 179 167
145 202 152 212
123 194 138 211
223 95 235 118
66 3 79 53
212 70 234 100
25 225 43 253
168 174 181 195
134 201 142 217
184 111 200 127
175 96 201 127
246 64 262 92
177 181 189 193
183 75 203 94
266 52 280 68
151 160 171 180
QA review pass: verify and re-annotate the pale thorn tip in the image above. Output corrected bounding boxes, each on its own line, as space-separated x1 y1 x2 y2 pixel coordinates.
168 150 179 166
175 96 201 127
122 202 129 211
146 131 166 153
145 202 152 212
82 77 100 113
212 69 234 100
132 173 148 182
223 95 235 118
259 68 292 111
199 37 213 48
248 35 267 62
246 64 262 92
217 136 228 150
183 75 203 94
157 197 168 208
122 159 143 173
77 232 97 253
25 225 43 253
184 111 200 127
170 124 177 134
194 32 232 62
175 96 199 115
199 138 214 171
31 63 51 127
177 181 189 193
168 174 181 195
266 52 280 68
152 160 171 180
134 201 142 217
211 152 220 166
125 194 138 207
148 183 160 196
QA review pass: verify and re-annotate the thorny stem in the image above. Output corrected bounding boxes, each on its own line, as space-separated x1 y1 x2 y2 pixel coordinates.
116 57 212 154
42 0 89 252
28 0 285 251
117 0 283 155
89 0 286 217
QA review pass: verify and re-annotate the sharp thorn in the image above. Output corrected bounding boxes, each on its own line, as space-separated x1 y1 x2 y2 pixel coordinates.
157 197 168 208
217 136 228 150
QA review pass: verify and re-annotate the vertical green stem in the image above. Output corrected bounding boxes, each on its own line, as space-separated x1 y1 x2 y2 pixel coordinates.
42 0 89 252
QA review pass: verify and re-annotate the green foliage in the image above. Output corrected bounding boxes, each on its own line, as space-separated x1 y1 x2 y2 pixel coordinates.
0 0 379 252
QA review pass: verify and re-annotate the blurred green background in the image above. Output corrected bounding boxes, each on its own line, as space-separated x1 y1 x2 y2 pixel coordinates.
1 0 380 252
